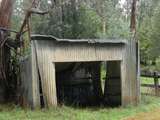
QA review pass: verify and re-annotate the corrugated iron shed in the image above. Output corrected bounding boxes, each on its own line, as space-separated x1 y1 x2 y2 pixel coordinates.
20 35 140 108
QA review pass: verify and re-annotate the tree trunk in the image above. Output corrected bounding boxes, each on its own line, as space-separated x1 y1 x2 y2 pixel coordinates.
102 20 106 35
130 0 137 36
0 0 14 102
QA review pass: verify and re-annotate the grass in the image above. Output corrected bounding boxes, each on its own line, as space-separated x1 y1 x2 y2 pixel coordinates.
0 95 160 120
0 76 158 120
141 77 154 84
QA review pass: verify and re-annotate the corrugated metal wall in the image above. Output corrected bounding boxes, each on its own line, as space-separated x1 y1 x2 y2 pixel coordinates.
121 40 139 106
20 36 140 108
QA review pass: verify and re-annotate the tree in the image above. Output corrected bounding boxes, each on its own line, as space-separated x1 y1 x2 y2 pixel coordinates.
130 0 137 35
137 0 160 68
0 0 15 102
150 2 160 61
31 0 102 39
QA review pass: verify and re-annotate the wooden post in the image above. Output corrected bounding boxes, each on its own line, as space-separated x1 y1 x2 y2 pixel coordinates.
154 72 159 96
121 40 138 106
136 41 141 104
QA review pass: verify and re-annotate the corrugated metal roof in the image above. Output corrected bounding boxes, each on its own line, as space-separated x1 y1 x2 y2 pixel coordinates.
31 34 127 44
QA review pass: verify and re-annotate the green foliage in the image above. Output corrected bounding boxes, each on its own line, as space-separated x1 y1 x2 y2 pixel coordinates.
150 3 160 59
137 17 152 64
98 0 130 39
138 0 160 69
72 6 101 39
31 0 131 39
155 57 160 71
105 17 130 39
32 4 101 39
60 5 102 39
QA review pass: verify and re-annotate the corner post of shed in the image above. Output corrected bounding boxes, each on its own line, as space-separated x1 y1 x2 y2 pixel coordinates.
31 40 58 108
121 39 140 107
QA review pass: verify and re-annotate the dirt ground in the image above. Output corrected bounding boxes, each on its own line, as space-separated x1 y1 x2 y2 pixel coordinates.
125 108 160 120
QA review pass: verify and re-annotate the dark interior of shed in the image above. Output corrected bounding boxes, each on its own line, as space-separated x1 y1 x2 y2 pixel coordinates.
55 61 121 107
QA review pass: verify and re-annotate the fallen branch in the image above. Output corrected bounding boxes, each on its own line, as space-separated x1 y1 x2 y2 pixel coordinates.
29 8 49 15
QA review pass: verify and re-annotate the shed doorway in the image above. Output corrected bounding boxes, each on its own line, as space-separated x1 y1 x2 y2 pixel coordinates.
55 61 122 107
55 62 103 106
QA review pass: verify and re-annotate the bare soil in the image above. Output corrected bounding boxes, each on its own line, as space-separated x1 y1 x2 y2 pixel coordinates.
125 108 160 120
